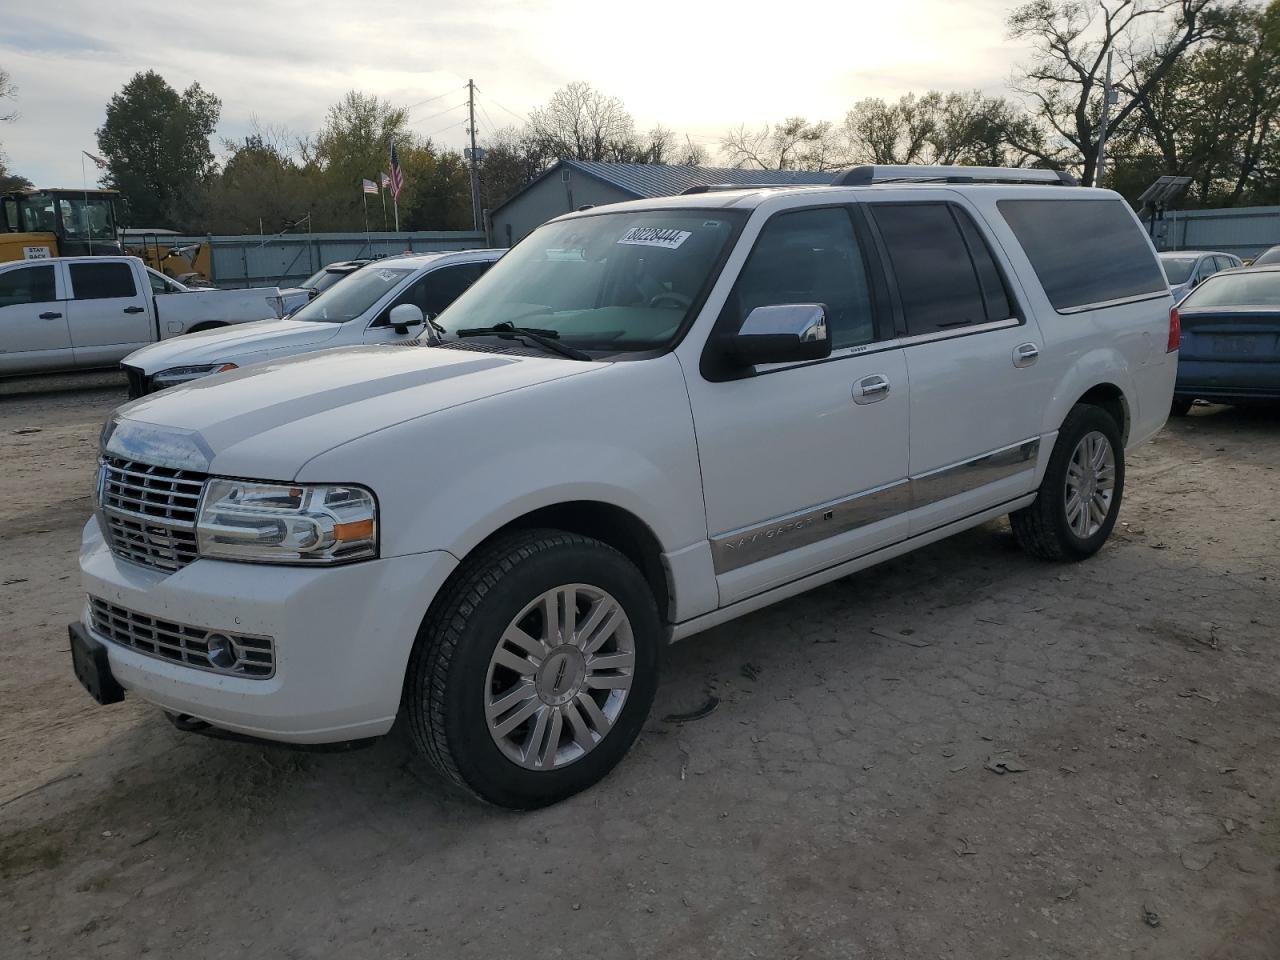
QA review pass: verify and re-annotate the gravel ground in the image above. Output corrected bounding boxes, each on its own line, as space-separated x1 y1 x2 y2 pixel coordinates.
1 376 1278 959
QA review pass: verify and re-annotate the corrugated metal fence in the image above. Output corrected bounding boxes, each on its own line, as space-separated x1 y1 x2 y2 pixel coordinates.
131 231 487 289
1151 205 1280 258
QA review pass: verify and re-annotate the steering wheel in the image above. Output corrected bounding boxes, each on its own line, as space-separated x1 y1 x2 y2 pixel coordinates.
648 291 692 309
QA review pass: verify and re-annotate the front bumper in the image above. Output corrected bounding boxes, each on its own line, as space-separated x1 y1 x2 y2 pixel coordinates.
78 516 458 743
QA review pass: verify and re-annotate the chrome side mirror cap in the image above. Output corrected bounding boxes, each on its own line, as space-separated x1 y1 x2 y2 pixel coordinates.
727 303 831 366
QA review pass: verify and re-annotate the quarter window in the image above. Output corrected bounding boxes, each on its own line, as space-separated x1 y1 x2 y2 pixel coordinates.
69 262 137 300
728 207 877 350
998 199 1167 312
0 265 56 308
871 203 1007 337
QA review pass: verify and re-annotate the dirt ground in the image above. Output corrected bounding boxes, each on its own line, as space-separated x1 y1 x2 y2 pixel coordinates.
1 372 1278 960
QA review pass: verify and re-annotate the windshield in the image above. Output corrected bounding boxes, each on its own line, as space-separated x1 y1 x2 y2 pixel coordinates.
435 209 746 353
1181 270 1280 308
1160 256 1197 284
290 266 415 323
1253 246 1280 266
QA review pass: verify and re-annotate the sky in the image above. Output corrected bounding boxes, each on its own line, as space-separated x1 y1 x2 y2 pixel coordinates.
1 0 1031 186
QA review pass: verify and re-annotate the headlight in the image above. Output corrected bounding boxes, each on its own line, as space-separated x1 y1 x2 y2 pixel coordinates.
196 479 377 564
152 362 238 388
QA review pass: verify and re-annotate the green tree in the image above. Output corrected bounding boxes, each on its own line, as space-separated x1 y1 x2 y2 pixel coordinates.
200 125 313 234
96 70 221 229
307 91 409 230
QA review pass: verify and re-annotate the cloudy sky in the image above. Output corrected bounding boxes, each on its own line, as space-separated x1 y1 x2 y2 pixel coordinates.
2 0 1030 185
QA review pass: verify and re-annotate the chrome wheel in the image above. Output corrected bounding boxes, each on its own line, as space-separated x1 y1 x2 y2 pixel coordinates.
1063 430 1116 538
484 584 635 770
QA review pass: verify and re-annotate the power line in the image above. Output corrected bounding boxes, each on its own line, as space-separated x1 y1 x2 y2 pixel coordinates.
404 85 466 112
477 101 500 139
423 119 467 139
475 86 527 124
409 100 468 124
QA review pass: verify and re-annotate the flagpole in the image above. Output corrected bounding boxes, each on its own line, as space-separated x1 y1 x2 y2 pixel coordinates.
393 195 399 233
362 190 371 256
380 183 387 232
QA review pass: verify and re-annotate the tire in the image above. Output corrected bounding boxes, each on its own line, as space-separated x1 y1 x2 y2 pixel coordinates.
1169 396 1194 417
1010 404 1125 562
405 529 661 809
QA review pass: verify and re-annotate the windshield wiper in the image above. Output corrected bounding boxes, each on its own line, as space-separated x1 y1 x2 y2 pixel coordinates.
454 322 592 361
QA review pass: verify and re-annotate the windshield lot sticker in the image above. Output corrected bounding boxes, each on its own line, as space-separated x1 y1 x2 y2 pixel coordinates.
377 269 399 282
617 227 692 250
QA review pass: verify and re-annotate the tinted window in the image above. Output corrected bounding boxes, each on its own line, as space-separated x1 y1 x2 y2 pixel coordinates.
871 203 992 336
999 199 1167 311
420 262 491 318
70 262 136 300
0 266 56 308
727 207 877 350
1214 256 1238 272
954 208 1015 322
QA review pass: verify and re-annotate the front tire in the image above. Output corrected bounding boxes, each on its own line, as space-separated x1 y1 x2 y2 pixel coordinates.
1010 404 1125 561
1169 396 1194 417
405 529 660 809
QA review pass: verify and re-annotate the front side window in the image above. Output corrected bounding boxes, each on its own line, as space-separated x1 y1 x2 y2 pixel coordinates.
999 198 1167 312
69 262 136 300
871 203 1006 337
291 266 416 323
386 262 491 323
725 206 877 350
435 209 746 353
1161 257 1197 285
0 265 56 308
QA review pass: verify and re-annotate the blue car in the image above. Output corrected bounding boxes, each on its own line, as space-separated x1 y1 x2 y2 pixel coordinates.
1172 264 1280 415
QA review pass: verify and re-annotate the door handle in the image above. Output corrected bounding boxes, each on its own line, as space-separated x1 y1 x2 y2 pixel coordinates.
854 374 891 405
1013 342 1040 368
39 311 62 320
123 306 146 314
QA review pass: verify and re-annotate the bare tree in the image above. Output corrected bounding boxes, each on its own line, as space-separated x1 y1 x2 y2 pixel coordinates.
1008 0 1233 184
639 126 708 166
0 67 16 123
527 82 637 162
720 117 843 170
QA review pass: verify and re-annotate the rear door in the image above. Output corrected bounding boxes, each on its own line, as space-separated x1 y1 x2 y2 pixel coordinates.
866 195 1048 535
0 262 71 375
65 260 153 367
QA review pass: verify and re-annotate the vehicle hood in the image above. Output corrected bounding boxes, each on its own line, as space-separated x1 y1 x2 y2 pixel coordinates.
105 344 602 479
123 318 344 373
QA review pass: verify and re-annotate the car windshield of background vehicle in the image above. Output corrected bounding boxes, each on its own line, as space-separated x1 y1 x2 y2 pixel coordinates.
1160 257 1198 284
290 266 415 323
1252 246 1280 266
435 210 746 353
1180 270 1280 308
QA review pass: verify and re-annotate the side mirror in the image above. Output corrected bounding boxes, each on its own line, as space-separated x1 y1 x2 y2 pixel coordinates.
388 303 425 335
727 304 830 367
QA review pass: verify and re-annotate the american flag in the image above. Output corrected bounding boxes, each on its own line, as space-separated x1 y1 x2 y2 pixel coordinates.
83 150 108 169
389 141 404 200
380 172 392 189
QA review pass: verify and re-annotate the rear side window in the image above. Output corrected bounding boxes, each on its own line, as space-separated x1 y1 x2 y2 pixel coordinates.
998 199 1166 312
871 203 1011 337
0 265 56 308
70 262 137 300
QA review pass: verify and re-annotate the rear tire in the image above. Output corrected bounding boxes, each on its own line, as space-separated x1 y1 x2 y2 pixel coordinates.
405 529 660 809
1169 396 1194 417
1011 404 1125 562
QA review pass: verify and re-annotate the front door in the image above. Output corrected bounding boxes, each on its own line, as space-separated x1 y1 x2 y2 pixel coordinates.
65 260 152 367
0 263 71 375
684 205 911 606
866 197 1048 535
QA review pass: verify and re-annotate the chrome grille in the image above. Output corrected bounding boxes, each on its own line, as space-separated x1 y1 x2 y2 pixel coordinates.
99 457 205 572
89 597 275 678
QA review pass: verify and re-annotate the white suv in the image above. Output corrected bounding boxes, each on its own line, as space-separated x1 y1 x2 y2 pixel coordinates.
71 166 1179 808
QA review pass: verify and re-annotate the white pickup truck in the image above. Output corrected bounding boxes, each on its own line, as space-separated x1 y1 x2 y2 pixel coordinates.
0 255 285 377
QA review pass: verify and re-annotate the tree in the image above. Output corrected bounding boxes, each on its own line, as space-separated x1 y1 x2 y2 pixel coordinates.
200 125 312 234
0 65 29 192
1008 0 1233 185
720 117 843 170
306 91 410 230
526 82 638 162
96 71 221 229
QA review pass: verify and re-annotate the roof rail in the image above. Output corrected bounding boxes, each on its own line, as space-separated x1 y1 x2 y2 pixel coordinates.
831 165 1077 187
679 183 803 195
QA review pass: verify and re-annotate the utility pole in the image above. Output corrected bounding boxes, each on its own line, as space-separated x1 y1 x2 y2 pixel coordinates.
466 78 482 232
1094 51 1117 188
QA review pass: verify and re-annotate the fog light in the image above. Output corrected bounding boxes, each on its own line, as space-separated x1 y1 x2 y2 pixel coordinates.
205 633 238 669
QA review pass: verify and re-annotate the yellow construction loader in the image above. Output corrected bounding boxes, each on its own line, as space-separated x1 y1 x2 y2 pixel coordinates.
1 187 212 283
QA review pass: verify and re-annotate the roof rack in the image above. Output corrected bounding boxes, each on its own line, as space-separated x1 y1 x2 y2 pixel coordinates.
830 165 1077 187
679 183 802 195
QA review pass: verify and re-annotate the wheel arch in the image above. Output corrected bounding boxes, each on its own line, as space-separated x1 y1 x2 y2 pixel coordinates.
1073 382 1130 444
187 321 229 334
